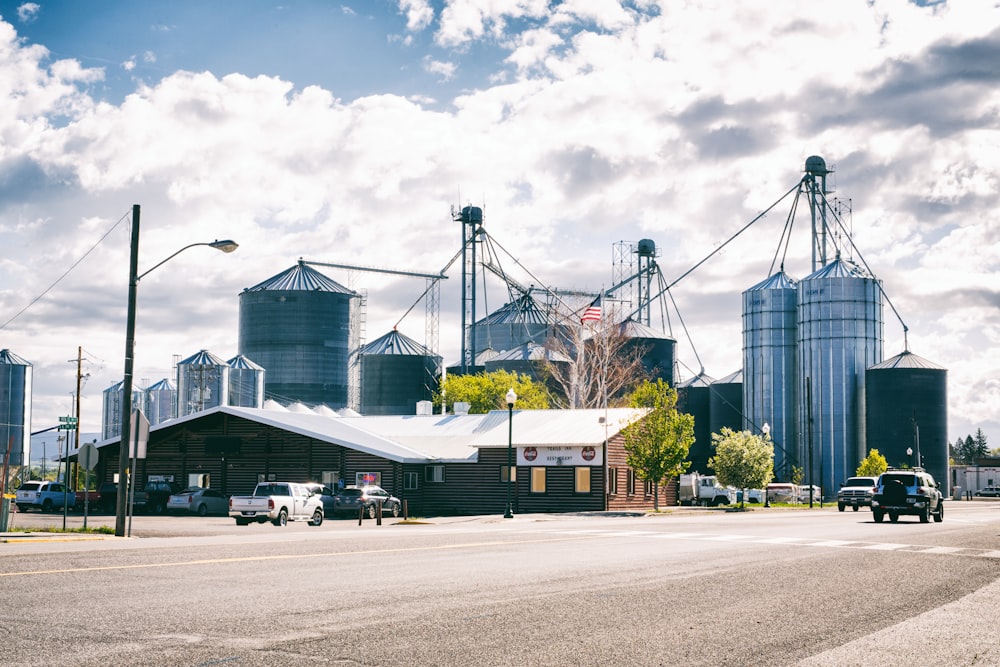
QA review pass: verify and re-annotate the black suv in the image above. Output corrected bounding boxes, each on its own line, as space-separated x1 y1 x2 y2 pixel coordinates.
871 468 943 523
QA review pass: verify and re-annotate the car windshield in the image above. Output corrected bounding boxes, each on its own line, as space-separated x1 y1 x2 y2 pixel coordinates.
845 478 873 486
19 483 41 491
339 489 363 498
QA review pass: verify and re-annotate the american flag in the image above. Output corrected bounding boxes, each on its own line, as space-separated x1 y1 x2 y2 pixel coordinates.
581 294 602 323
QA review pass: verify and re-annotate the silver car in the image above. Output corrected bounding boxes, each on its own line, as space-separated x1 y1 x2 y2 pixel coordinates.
167 487 229 516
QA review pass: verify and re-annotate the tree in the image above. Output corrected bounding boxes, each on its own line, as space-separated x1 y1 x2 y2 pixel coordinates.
709 428 774 509
790 465 804 486
620 379 694 510
856 449 888 477
433 370 550 414
545 320 649 409
973 428 990 461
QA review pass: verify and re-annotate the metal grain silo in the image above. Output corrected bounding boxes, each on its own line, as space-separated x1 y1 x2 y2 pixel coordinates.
797 257 883 498
678 371 716 473
143 378 176 426
102 380 142 440
360 329 442 415
742 270 798 479
176 349 230 416
0 349 31 467
710 370 743 436
474 293 563 356
227 354 265 408
615 317 676 386
239 261 357 408
866 351 947 493
485 342 571 392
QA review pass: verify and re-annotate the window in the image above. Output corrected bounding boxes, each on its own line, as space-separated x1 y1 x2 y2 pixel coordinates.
425 465 445 483
644 479 655 497
575 467 591 493
500 466 517 483
627 469 636 496
530 467 546 493
404 472 419 490
356 471 381 486
608 467 618 495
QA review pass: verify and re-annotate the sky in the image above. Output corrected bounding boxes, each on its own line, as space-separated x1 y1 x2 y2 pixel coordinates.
1 0 999 454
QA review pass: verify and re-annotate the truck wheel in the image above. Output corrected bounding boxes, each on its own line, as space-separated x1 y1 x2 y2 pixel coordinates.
934 502 944 523
873 510 884 523
852 506 859 512
235 518 249 526
42 499 53 512
919 506 930 523
273 509 288 526
366 504 377 519
152 502 165 515
197 503 208 517
889 511 899 523
309 509 324 526
838 503 845 512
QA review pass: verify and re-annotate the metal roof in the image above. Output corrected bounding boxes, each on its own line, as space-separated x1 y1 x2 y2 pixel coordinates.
361 329 438 357
178 349 228 366
243 260 356 295
714 369 743 384
677 371 715 388
227 354 264 370
477 294 558 326
489 342 572 363
615 317 675 340
146 378 175 391
869 350 946 371
0 349 31 366
746 270 797 291
803 257 872 280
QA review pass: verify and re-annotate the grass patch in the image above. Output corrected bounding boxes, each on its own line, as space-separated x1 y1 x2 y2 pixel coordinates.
7 524 115 535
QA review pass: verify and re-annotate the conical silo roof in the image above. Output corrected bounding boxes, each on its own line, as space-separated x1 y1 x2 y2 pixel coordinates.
0 349 31 366
713 369 742 384
868 350 945 371
178 349 228 366
243 260 356 295
746 270 797 291
614 317 674 340
361 329 437 357
490 342 572 363
677 371 715 388
803 257 871 280
227 354 264 370
477 293 558 326
147 378 175 391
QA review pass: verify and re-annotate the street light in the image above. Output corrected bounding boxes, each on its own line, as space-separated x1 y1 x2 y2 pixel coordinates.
115 204 238 536
504 388 516 519
906 447 914 468
762 423 771 507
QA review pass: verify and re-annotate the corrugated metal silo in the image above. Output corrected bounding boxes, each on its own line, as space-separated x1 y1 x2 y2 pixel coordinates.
484 343 571 391
227 354 265 408
866 351 948 493
710 370 743 436
474 293 563 356
143 378 176 426
0 349 31 466
677 371 716 473
102 380 142 440
797 257 883 497
176 349 230 416
615 317 676 386
742 270 798 479
239 261 357 408
360 329 442 416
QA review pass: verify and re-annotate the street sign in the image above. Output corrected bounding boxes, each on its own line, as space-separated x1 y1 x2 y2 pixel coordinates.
79 442 98 471
59 416 78 424
57 424 75 431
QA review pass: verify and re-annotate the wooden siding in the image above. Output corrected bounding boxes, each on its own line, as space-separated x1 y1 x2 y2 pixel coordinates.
605 431 677 511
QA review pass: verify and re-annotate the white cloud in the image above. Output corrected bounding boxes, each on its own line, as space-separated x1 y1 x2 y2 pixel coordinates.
423 56 457 81
16 3 40 23
398 0 434 32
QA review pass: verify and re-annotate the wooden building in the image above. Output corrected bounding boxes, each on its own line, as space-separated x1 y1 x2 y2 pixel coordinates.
84 405 677 516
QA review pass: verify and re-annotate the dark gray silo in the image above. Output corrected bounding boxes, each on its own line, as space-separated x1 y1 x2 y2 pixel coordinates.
678 371 716 473
239 261 357 408
485 343 571 392
797 257 882 497
102 380 142 440
176 349 229 416
143 378 176 426
474 293 563 357
710 370 743 436
615 317 676 386
0 349 31 466
227 354 265 408
743 270 798 479
446 348 498 377
866 351 948 493
360 329 442 416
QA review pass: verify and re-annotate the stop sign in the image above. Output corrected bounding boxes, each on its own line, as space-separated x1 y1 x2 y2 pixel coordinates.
78 442 98 471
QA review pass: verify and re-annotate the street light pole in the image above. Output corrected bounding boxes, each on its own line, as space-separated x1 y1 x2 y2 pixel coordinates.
114 205 238 537
762 422 771 508
505 388 516 518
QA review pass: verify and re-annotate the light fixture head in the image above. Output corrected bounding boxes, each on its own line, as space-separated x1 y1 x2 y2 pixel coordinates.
209 239 239 253
506 388 517 407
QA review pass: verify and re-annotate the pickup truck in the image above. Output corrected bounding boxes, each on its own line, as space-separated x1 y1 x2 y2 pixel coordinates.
131 481 177 514
229 482 325 527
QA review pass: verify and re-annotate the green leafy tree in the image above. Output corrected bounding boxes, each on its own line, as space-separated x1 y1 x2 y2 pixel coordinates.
790 465 804 486
621 379 694 510
433 370 550 414
973 428 990 460
856 449 888 477
709 428 774 509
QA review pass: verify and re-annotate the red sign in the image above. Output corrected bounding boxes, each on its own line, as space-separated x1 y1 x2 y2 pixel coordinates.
582 446 596 461
523 447 537 462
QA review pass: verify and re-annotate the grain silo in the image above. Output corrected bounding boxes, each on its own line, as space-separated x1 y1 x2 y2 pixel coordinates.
474 293 563 357
239 261 357 408
742 270 798 479
0 349 31 467
176 350 230 416
360 329 441 415
615 317 676 386
677 371 716 473
866 351 947 493
102 380 142 440
485 342 572 392
709 370 743 436
227 354 265 408
143 378 176 426
797 257 883 497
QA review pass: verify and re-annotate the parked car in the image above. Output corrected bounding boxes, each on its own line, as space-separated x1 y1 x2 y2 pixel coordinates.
765 483 799 504
974 486 1000 497
837 476 878 511
97 482 119 513
132 480 179 514
797 484 823 503
871 468 943 523
331 485 402 518
167 487 229 516
15 480 76 512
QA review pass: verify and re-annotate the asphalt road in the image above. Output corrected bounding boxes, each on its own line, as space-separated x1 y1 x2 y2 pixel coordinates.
2 503 999 666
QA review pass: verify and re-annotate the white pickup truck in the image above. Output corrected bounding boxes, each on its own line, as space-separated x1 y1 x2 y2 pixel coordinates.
228 482 325 527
